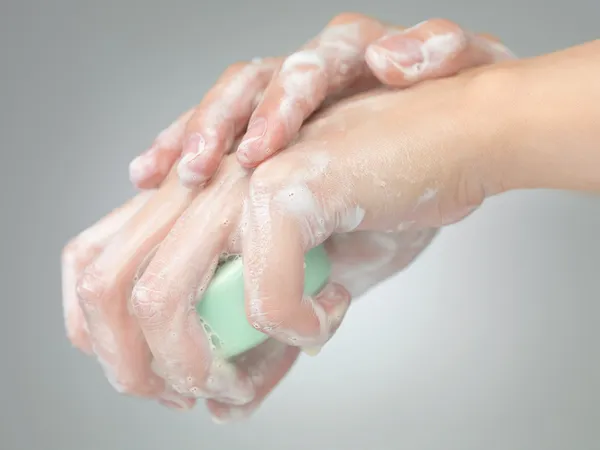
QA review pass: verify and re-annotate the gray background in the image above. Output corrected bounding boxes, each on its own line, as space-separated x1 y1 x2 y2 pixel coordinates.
2 0 599 449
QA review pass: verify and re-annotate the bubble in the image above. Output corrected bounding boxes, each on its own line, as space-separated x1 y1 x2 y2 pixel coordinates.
198 317 224 352
210 334 222 350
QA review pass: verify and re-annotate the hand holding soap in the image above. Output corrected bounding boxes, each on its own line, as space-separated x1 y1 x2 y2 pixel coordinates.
195 245 331 359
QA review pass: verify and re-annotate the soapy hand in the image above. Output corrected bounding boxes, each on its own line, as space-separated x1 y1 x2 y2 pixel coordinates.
62 17 514 422
62 146 430 419
62 64 511 422
62 164 300 412
127 15 513 189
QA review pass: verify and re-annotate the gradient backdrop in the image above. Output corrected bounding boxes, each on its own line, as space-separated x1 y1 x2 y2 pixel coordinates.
2 0 599 449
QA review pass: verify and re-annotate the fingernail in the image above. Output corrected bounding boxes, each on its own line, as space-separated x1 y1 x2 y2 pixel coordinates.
280 284 351 349
318 283 351 332
181 133 206 160
486 40 517 60
158 392 194 411
370 36 424 69
237 118 267 163
177 133 208 186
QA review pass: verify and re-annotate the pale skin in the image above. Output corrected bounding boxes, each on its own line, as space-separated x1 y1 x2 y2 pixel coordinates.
128 14 513 189
64 16 511 420
63 13 600 423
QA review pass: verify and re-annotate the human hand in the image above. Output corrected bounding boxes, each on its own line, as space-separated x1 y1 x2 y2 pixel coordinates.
210 39 600 421
128 15 513 189
63 20 516 420
62 164 302 413
59 84 455 419
65 59 519 420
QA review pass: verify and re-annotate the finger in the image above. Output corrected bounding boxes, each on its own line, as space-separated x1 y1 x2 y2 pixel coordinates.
206 340 300 423
365 18 515 87
132 157 255 403
129 109 195 189
176 58 279 187
77 168 199 403
244 155 352 351
236 13 388 167
62 191 154 353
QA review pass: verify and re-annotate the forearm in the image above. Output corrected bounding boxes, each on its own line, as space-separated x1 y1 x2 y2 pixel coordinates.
475 39 600 194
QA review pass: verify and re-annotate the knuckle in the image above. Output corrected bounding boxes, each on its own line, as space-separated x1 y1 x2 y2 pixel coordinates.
224 61 250 77
61 239 79 265
76 267 111 310
97 356 159 397
329 12 369 26
62 238 90 268
130 281 170 323
250 155 298 192
112 376 153 396
478 32 501 43
249 162 280 195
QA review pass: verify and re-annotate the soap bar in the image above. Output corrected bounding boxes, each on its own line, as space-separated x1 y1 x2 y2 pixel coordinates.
195 245 331 359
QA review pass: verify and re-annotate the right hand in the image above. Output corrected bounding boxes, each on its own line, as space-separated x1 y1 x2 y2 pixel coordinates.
127 15 513 189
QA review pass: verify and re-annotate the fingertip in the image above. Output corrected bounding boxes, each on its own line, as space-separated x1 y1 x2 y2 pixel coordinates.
364 44 391 77
158 392 196 411
365 37 426 85
478 37 517 60
235 150 252 167
366 19 469 85
68 328 94 355
235 147 262 168
207 400 254 424
129 153 158 188
314 281 352 333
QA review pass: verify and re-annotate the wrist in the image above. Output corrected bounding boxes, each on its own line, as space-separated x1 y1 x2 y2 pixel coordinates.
459 61 527 197
466 40 600 195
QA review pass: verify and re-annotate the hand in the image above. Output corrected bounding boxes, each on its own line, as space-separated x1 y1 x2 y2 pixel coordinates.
64 61 514 422
63 18 515 421
60 87 457 420
127 15 513 189
62 165 298 413
63 153 349 418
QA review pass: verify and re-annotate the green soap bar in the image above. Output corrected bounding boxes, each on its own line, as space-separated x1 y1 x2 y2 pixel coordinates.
195 245 331 359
